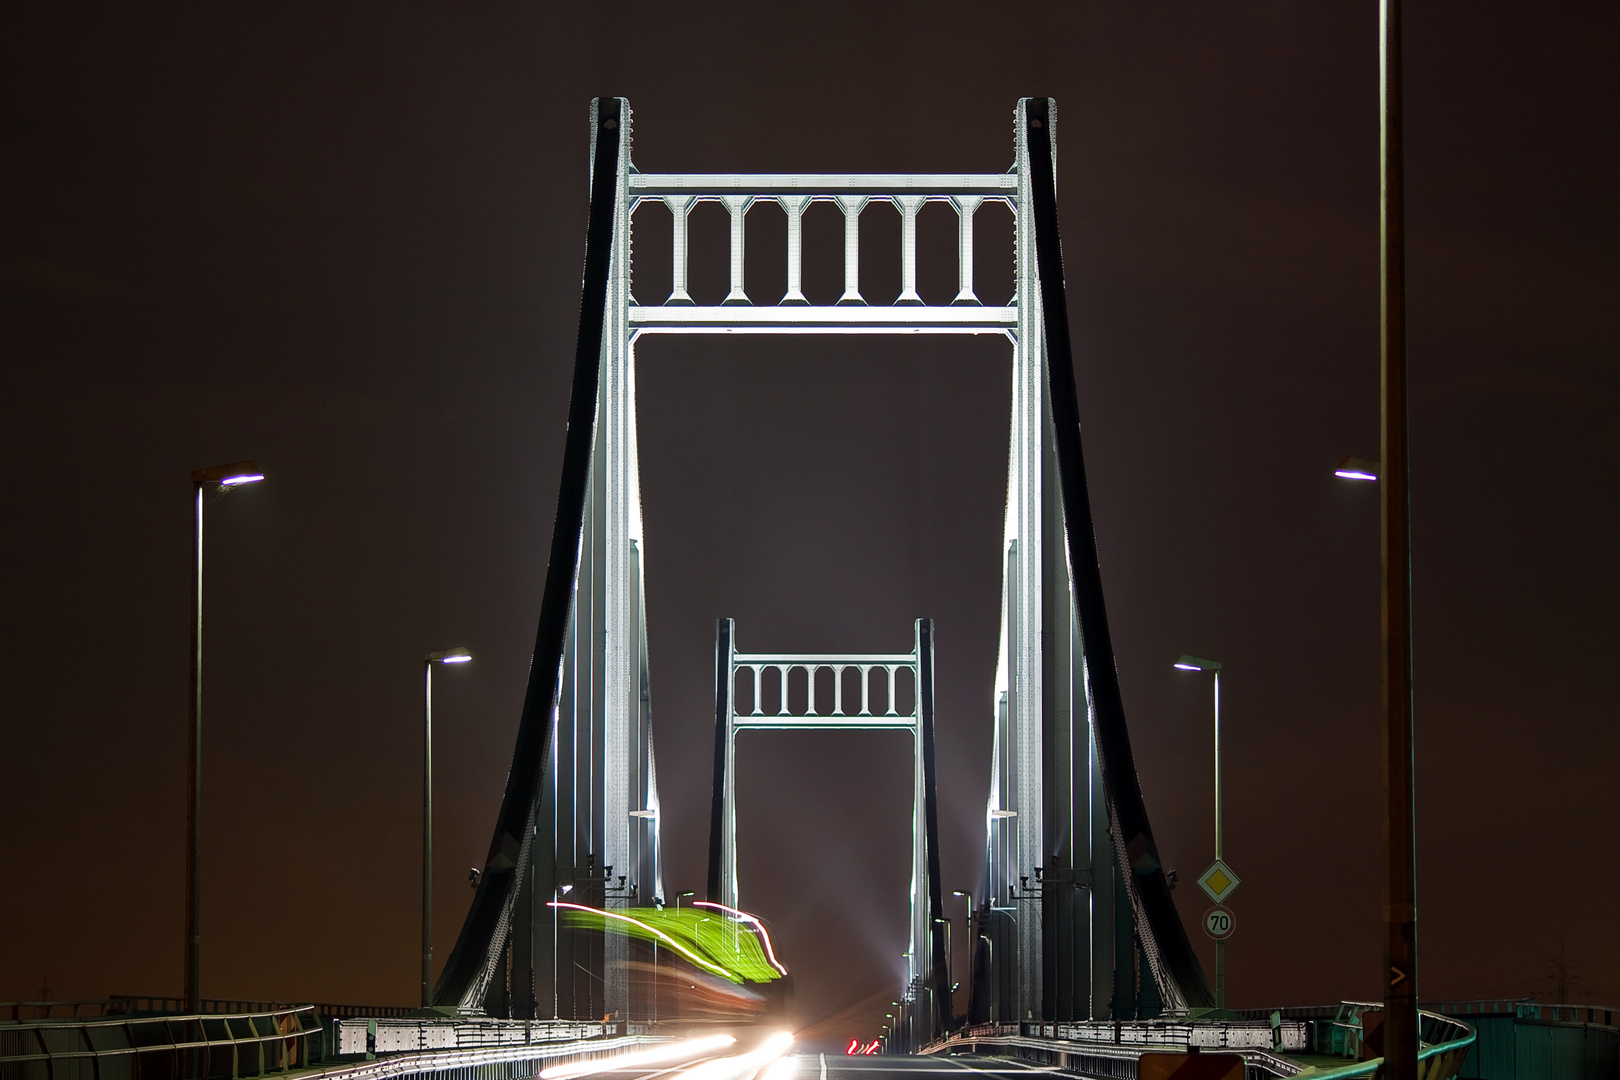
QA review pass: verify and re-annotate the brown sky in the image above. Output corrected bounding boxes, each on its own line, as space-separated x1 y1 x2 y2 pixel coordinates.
2 1 1617 1033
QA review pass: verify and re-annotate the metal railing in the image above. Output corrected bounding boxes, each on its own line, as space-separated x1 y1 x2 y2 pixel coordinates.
0 1004 321 1080
923 1003 1476 1080
2 1002 413 1025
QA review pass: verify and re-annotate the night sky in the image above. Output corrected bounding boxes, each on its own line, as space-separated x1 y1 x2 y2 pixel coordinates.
3 2 1617 1036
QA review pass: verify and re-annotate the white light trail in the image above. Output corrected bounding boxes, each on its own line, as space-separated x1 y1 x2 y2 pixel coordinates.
538 1034 736 1080
669 1032 794 1080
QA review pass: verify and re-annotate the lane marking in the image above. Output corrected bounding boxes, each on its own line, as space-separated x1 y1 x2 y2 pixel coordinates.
937 1054 1056 1075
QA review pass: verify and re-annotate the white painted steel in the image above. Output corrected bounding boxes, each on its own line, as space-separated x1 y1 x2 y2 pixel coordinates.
629 306 1015 331
1008 97 1047 1023
533 96 1136 1030
718 626 934 1012
628 173 1016 195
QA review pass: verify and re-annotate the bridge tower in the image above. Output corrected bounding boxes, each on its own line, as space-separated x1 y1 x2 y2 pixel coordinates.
433 96 1212 1032
707 618 950 1039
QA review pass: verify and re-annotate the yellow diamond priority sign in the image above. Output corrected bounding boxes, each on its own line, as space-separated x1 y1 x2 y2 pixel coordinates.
1198 859 1240 904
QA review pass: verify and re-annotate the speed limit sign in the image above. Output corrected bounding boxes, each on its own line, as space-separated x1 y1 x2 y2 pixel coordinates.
1203 906 1236 940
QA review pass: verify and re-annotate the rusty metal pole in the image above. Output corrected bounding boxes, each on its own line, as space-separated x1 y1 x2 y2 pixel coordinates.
1380 0 1419 1076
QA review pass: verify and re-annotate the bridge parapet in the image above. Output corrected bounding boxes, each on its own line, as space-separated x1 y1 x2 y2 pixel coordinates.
926 1006 1475 1080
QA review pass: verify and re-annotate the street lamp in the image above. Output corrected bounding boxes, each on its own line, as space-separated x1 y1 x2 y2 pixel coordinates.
1335 455 1381 481
675 890 695 909
184 460 264 1013
1174 654 1228 1014
422 647 471 1007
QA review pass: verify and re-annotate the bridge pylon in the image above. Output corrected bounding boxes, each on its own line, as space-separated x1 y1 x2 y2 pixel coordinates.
431 95 1212 1027
706 618 951 1039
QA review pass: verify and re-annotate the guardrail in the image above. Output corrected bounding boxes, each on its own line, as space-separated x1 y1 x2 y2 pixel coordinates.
0 1004 321 1080
329 1019 631 1056
1 1001 415 1024
1 1006 688 1080
924 1004 1475 1080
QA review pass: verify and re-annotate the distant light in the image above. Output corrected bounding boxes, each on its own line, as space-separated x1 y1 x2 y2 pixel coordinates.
441 655 472 664
557 883 573 895
1335 455 1380 481
427 647 472 664
219 474 265 486
1174 655 1221 672
1173 663 1199 671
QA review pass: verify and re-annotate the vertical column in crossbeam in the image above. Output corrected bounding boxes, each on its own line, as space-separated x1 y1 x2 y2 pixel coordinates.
665 196 694 305
723 195 750 305
781 196 809 305
837 195 867 305
953 196 983 305
897 195 925 305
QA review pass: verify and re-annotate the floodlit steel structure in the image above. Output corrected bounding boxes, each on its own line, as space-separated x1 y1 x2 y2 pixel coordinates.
706 619 949 1035
432 97 1212 1033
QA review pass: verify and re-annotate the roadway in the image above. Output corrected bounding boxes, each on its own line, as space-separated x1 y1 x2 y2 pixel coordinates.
585 1047 1048 1080
809 1053 1050 1080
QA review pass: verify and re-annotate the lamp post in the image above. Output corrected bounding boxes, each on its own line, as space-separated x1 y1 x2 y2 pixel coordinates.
184 460 264 1013
1379 0 1417 1067
675 890 695 909
422 647 472 1008
1174 654 1226 1014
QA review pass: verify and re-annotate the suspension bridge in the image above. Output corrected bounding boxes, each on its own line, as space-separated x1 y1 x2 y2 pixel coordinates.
2 97 1524 1080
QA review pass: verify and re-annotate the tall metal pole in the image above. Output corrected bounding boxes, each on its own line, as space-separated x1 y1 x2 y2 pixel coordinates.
422 659 434 1008
1381 0 1419 1074
184 483 204 1013
1212 669 1224 1015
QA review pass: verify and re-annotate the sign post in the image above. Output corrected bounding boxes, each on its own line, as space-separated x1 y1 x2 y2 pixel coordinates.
1197 859 1240 1013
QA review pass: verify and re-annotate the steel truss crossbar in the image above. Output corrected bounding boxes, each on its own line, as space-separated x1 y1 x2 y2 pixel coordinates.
730 650 921 729
629 174 1016 196
631 308 1014 331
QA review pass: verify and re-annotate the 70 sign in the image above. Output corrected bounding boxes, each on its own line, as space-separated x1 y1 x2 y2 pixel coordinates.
1203 906 1236 941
